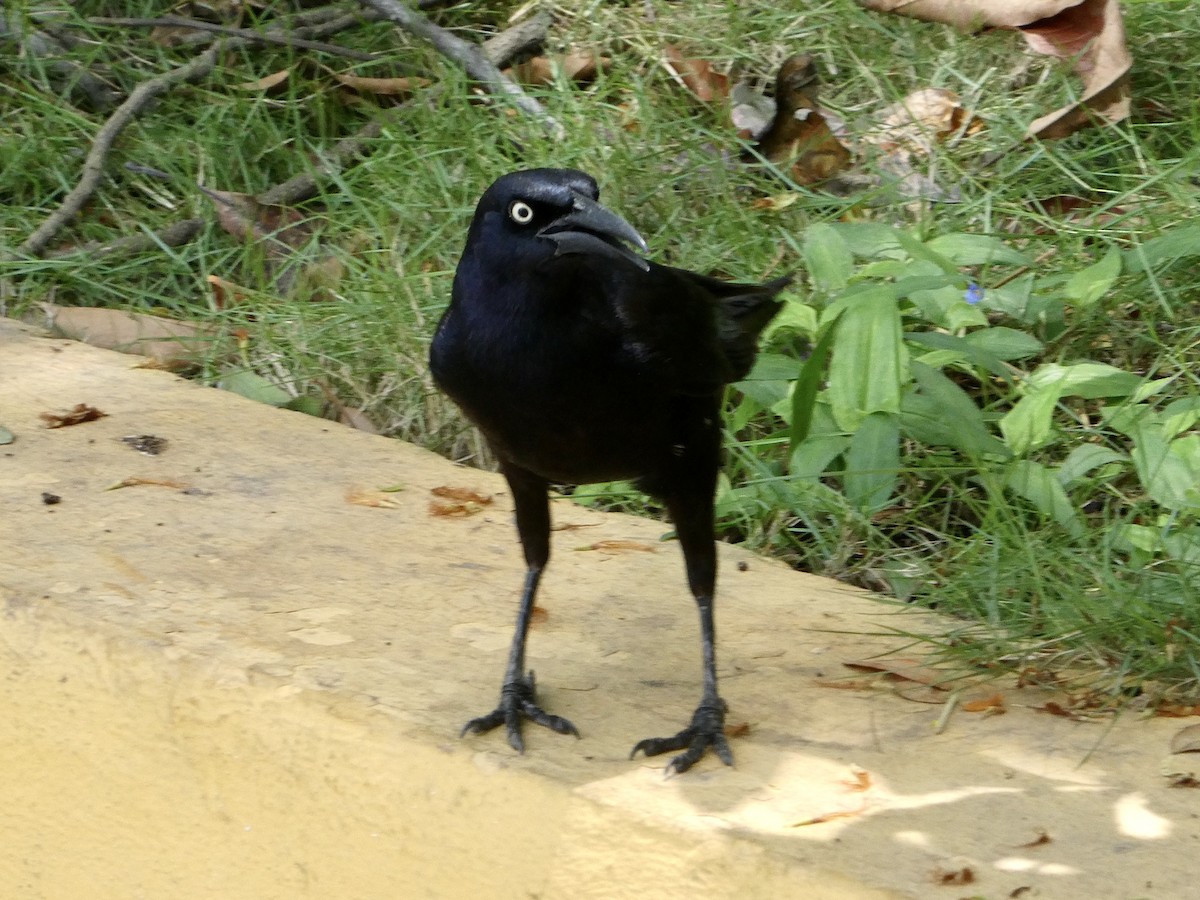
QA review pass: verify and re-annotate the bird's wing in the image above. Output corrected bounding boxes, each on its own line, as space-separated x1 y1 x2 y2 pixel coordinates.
604 265 789 393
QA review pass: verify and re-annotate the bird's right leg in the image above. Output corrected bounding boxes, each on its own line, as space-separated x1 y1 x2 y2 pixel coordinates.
461 463 579 752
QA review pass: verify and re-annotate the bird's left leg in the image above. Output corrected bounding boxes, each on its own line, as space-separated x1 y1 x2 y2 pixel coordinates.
461 462 579 753
630 485 733 774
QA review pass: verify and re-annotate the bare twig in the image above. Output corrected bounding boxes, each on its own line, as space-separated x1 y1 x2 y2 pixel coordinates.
1 8 119 109
18 43 224 259
480 10 550 69
258 121 386 206
45 219 206 260
88 15 378 61
358 0 562 138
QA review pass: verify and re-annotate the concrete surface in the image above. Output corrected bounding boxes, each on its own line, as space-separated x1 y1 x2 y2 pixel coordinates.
0 315 1195 899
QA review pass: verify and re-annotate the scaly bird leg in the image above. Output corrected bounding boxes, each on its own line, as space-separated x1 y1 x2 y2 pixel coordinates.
461 464 579 751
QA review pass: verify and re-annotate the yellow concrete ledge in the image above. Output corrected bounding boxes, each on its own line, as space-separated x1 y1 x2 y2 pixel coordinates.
0 317 1193 899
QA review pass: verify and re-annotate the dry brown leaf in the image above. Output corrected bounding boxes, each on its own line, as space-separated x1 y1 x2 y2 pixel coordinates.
843 657 949 688
663 45 729 103
44 305 213 369
530 605 549 626
1023 0 1131 139
202 187 311 249
962 692 1007 713
106 476 190 490
338 406 379 435
429 485 493 518
840 767 872 792
574 539 658 554
858 0 1131 140
874 88 985 149
753 55 851 185
814 678 878 691
932 864 975 885
725 721 751 738
346 488 401 509
235 69 291 92
1156 704 1200 718
1017 829 1052 848
40 403 107 428
206 275 250 309
1169 724 1200 755
506 52 611 86
333 72 432 97
790 807 865 827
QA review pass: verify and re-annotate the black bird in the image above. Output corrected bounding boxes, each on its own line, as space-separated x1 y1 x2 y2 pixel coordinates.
430 168 788 773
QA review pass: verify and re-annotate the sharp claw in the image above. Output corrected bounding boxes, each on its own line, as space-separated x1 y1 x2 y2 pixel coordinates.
632 699 737 771
461 671 578 751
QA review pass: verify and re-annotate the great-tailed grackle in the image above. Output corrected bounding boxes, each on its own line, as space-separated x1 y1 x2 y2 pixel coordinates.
430 168 788 773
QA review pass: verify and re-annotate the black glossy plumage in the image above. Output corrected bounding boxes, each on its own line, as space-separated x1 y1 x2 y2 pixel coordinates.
430 168 788 773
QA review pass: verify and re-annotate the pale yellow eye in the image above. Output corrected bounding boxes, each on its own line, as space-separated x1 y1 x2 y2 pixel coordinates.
508 200 534 225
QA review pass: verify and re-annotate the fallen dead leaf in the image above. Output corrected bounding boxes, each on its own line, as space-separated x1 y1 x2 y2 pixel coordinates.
429 485 494 517
530 605 549 626
663 45 729 103
506 52 611 86
40 403 107 428
873 88 984 150
858 0 1131 139
752 54 852 185
346 488 402 509
932 864 975 885
1169 723 1200 755
105 476 191 491
839 767 872 792
962 692 1006 713
44 304 213 369
790 807 865 827
1156 704 1200 718
724 721 751 738
1017 828 1052 848
332 71 432 98
574 539 658 554
843 657 950 688
338 406 380 435
235 69 291 92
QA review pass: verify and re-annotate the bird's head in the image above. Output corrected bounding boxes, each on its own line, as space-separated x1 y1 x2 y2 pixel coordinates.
467 168 649 272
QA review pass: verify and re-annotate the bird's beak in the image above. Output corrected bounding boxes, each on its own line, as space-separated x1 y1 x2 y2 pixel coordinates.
539 193 650 272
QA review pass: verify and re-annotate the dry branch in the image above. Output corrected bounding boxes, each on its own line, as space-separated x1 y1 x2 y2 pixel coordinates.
18 43 225 259
358 0 562 138
89 15 378 61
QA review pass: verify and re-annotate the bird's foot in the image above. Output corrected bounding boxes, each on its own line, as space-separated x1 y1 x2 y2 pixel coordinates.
461 671 579 753
630 699 733 775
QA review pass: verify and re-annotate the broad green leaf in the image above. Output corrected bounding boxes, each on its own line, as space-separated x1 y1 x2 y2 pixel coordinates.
844 411 900 512
999 387 1061 456
906 331 1015 384
908 284 988 330
1131 426 1200 512
831 222 904 258
789 433 851 480
894 230 960 277
827 285 908 431
789 320 838 447
1004 460 1083 537
1056 443 1127 487
1025 362 1145 399
220 370 291 407
901 361 1008 457
1114 523 1200 565
925 233 1032 267
1064 246 1121 307
983 273 1035 320
803 223 854 293
963 326 1043 361
765 299 818 339
1123 225 1200 273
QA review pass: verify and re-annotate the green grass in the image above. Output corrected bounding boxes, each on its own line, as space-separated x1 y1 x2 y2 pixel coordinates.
3 0 1200 704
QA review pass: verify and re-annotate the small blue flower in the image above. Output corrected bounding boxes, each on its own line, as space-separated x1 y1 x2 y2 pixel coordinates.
965 283 984 305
